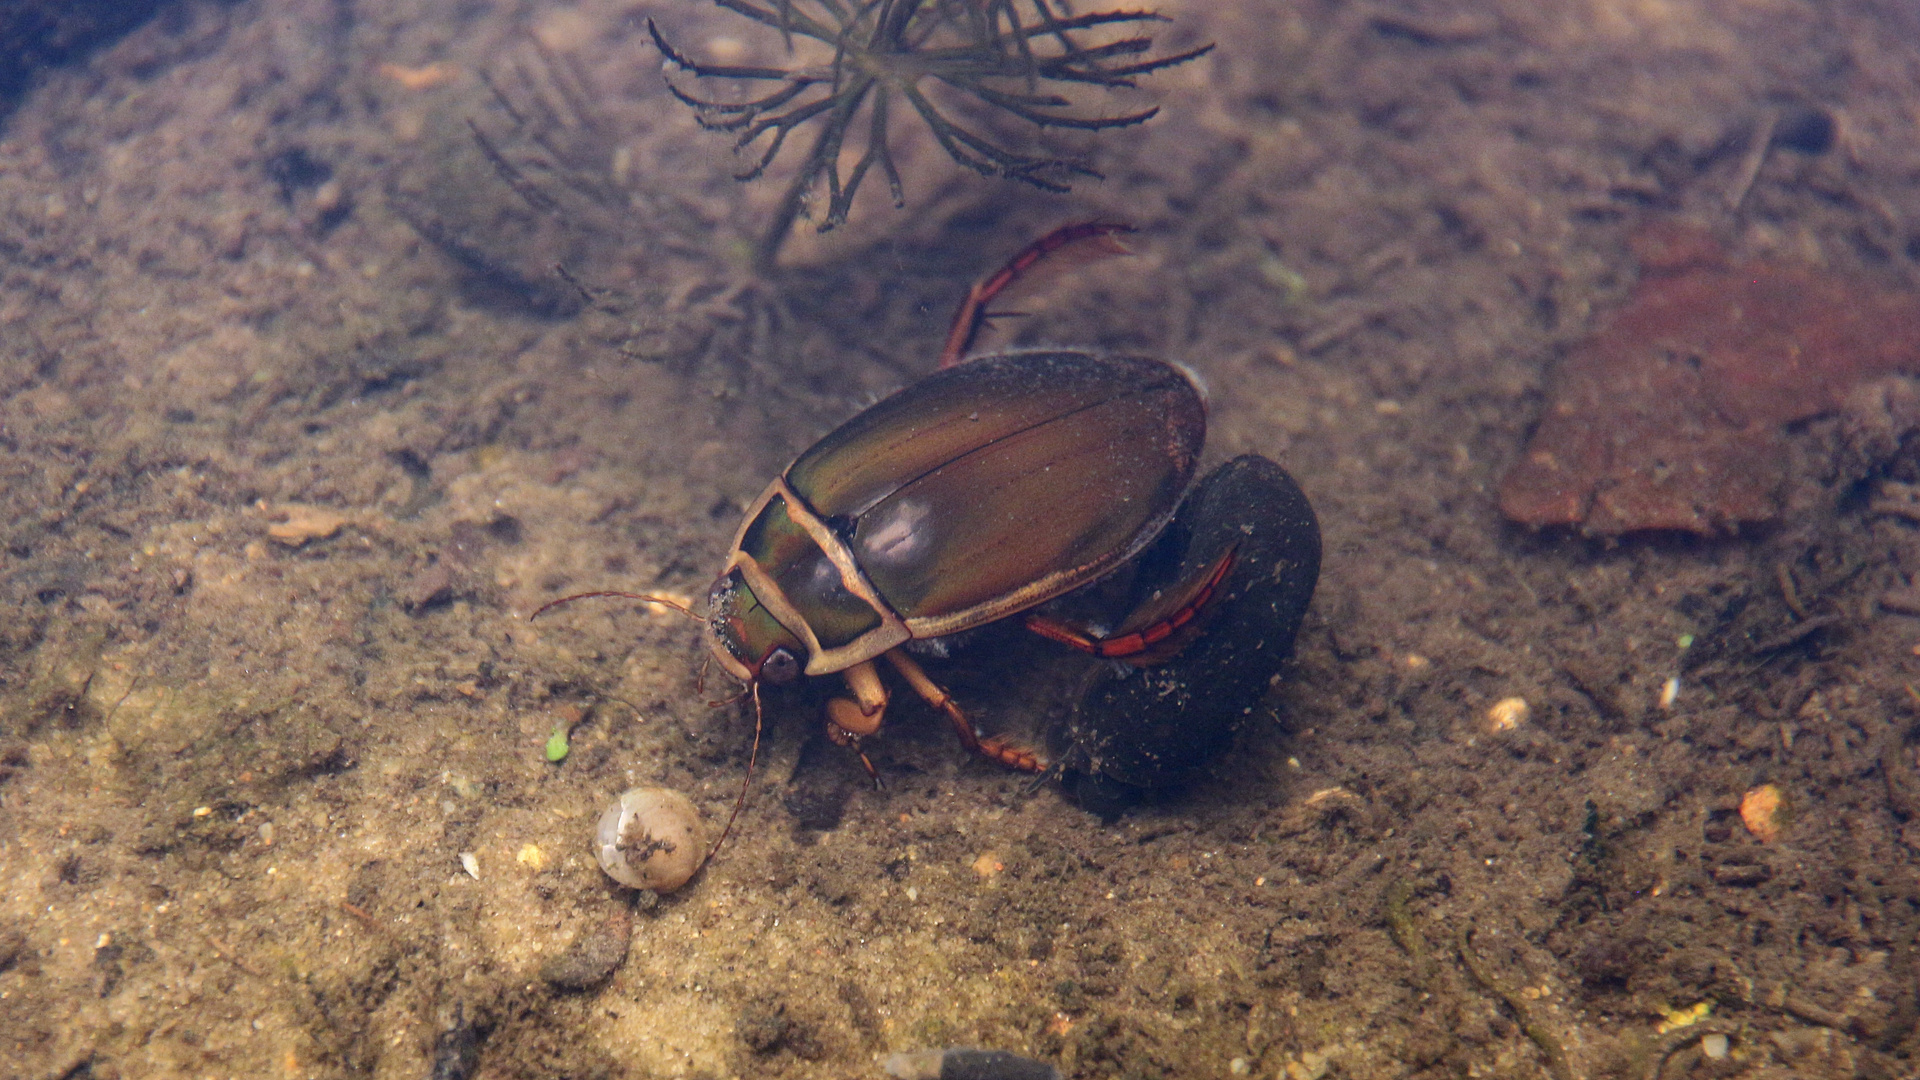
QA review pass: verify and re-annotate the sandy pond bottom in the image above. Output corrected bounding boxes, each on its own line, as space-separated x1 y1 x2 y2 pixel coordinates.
5 1 1920 1079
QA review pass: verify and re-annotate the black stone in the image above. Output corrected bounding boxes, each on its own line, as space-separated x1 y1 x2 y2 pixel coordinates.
1050 455 1321 798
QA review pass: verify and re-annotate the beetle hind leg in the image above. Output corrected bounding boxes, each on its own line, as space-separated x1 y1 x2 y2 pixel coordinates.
1026 545 1238 665
883 650 1046 774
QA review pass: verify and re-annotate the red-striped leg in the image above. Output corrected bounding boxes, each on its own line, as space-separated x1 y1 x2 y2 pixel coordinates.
883 650 1046 773
939 222 1137 369
1026 546 1238 665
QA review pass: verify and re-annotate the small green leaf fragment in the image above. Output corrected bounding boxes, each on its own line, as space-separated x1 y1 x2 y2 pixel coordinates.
1257 256 1310 305
545 725 571 763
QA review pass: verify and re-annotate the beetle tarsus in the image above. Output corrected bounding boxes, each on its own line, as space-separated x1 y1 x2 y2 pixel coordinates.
825 720 884 787
978 735 1046 774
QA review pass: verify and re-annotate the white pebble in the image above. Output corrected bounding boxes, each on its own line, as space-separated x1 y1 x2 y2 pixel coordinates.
1659 676 1681 709
1486 697 1529 732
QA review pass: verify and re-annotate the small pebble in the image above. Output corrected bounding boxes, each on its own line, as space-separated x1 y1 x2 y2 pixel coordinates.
1739 783 1787 843
1485 697 1529 732
267 504 350 546
1701 1032 1730 1060
404 563 455 610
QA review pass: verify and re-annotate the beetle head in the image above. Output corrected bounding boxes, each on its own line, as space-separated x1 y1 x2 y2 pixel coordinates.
706 566 806 686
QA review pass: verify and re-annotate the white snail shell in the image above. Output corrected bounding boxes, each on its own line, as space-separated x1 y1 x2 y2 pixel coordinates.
594 786 708 892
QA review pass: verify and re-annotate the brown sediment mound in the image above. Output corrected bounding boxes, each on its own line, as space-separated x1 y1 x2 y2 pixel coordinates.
1500 221 1920 534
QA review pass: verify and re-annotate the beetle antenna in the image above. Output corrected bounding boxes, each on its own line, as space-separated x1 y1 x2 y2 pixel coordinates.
705 682 763 863
528 590 703 622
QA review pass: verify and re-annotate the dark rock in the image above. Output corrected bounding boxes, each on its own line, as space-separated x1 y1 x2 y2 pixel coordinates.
1771 106 1836 155
0 0 172 118
428 1002 494 1080
403 562 456 612
736 1000 792 1055
539 904 632 992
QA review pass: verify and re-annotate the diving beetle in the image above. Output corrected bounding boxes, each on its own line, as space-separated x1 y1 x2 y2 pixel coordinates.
542 224 1256 843
707 344 1206 766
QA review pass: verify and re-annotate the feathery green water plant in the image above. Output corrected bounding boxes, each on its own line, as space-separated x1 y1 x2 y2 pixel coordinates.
650 1 1212 266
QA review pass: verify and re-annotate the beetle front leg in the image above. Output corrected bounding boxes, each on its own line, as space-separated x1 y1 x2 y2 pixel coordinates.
883 651 1045 773
826 660 889 782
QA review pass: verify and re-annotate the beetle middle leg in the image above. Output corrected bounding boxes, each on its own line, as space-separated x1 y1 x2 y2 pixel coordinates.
824 652 1045 774
882 651 1044 773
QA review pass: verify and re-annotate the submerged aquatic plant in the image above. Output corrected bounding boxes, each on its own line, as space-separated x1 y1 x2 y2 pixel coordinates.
651 0 1212 266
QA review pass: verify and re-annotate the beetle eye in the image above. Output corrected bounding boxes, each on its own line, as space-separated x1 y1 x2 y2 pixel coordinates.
760 648 801 685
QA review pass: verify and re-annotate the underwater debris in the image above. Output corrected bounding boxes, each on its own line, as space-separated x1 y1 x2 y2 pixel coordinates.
883 1046 1061 1080
1455 928 1576 1080
265 503 352 546
1499 221 1920 535
650 1 1212 265
378 60 460 90
539 903 634 992
427 1002 494 1080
